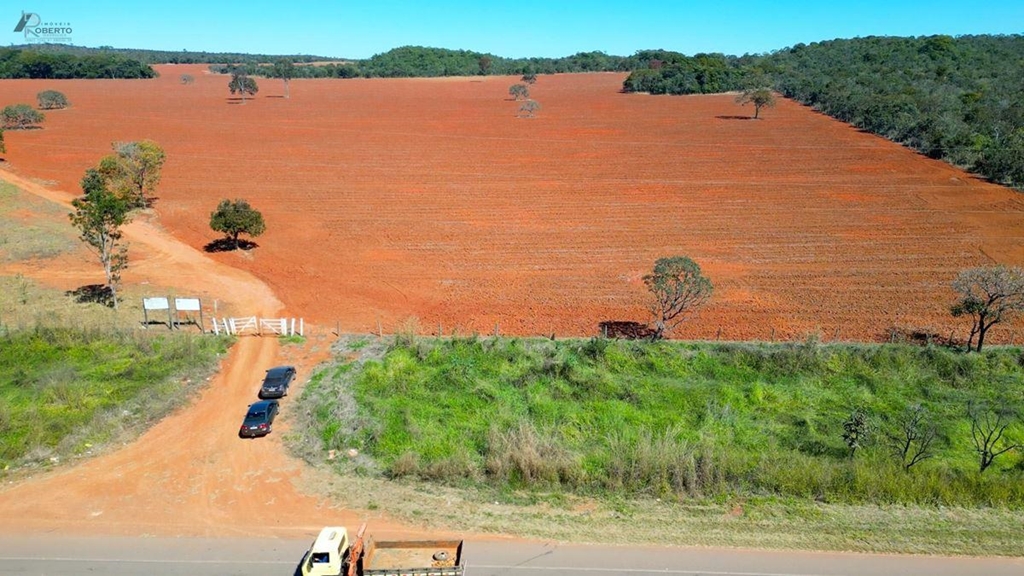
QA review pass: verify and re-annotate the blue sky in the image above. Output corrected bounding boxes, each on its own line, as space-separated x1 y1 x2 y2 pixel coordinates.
9 1 1024 58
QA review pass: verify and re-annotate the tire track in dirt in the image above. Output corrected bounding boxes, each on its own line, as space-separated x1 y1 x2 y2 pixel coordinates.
0 168 375 538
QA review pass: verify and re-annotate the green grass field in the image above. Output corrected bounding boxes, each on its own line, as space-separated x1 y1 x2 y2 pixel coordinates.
297 336 1024 508
0 321 231 473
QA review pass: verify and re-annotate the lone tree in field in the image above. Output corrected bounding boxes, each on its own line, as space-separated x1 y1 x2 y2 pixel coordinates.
950 265 1024 352
180 74 195 85
37 90 70 110
509 83 529 101
210 198 266 250
517 99 541 118
842 409 870 458
521 73 537 85
2 104 44 129
642 256 713 339
97 140 166 209
272 59 297 99
69 169 133 310
0 129 6 156
228 72 259 103
735 87 776 119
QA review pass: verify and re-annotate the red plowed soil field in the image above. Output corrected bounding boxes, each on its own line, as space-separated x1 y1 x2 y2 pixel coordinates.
3 64 1023 341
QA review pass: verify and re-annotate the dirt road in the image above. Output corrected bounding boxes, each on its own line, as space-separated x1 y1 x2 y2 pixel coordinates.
0 169 387 538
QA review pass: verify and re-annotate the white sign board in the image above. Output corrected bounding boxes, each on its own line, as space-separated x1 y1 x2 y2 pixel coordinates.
175 298 201 312
143 297 170 310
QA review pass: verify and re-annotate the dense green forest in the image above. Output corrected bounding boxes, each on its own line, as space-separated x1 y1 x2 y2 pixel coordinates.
621 35 1024 189
11 43 333 65
765 35 1024 188
0 47 155 79
209 46 632 78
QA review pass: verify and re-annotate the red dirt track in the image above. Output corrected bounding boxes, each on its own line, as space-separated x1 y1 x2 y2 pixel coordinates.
2 64 1023 341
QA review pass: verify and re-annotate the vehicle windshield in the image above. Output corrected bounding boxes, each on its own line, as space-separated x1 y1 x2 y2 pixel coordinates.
247 409 266 419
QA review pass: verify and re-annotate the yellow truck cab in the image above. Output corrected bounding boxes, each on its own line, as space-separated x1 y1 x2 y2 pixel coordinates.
301 526 350 576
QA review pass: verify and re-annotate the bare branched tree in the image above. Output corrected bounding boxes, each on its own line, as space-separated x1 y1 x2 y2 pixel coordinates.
884 404 937 470
968 402 1021 473
951 266 1024 352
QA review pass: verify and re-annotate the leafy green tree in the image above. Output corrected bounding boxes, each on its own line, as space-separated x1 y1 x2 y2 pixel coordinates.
272 59 296 98
642 256 713 339
36 90 69 110
68 169 133 310
228 72 259 103
97 140 166 209
1 104 44 129
521 73 537 85
509 83 529 101
736 87 776 119
209 199 266 250
950 265 1024 352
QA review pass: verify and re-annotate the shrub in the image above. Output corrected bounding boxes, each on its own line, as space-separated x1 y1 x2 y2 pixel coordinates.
36 90 69 110
2 104 44 129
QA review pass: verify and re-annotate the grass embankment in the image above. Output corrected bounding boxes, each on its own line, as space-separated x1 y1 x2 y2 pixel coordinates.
294 336 1024 554
0 324 231 473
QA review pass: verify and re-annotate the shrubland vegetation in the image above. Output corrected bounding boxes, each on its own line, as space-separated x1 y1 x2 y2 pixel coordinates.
297 337 1024 508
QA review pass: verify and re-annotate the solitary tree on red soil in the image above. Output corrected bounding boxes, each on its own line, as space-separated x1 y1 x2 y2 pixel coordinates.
509 84 529 101
517 99 541 118
643 256 713 339
521 73 537 85
272 59 296 99
210 198 266 250
228 72 259 103
735 87 776 119
950 265 1024 352
69 169 133 310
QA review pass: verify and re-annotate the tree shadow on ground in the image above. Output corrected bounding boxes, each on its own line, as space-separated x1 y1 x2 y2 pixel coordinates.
715 115 756 120
265 95 285 99
66 284 115 307
203 238 259 253
225 98 254 105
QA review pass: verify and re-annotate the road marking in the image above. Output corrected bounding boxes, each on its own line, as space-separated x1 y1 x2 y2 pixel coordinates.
469 565 827 576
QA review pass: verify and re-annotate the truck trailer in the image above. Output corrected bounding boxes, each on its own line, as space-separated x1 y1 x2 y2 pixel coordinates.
301 524 464 576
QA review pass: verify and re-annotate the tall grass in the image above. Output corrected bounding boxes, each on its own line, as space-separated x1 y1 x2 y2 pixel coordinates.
298 337 1024 507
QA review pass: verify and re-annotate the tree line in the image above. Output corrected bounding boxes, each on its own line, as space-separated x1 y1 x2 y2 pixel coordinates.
621 35 1024 190
0 48 155 79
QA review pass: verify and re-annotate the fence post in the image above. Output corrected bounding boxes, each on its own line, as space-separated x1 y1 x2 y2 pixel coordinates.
770 327 775 342
377 318 383 339
716 327 722 341
495 322 500 337
300 318 304 337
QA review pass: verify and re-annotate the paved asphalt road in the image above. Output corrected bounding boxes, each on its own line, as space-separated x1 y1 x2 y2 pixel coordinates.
1 536 1022 576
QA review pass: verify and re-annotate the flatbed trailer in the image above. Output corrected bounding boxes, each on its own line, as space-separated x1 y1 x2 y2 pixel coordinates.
360 537 464 576
301 525 465 576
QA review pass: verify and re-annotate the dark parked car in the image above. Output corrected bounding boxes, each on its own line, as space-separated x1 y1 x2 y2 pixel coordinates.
259 365 296 399
239 400 279 438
